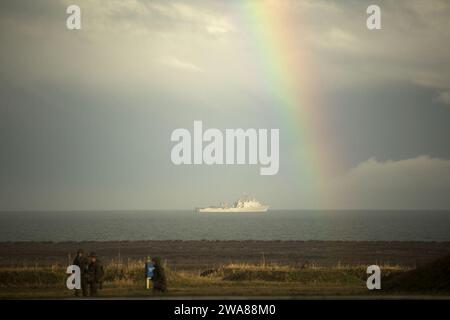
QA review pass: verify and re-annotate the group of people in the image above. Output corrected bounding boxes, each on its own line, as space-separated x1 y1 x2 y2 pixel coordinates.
72 249 105 297
72 249 167 297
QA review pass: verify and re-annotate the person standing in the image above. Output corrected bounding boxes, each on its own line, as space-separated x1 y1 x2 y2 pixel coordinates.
86 252 104 297
72 249 88 297
151 257 167 293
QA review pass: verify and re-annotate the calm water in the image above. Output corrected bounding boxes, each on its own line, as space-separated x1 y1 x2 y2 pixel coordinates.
0 210 449 242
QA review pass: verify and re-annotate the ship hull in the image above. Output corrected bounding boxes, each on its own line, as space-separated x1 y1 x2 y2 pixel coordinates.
196 206 269 213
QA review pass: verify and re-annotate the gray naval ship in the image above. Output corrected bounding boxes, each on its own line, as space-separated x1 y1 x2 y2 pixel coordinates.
196 197 269 213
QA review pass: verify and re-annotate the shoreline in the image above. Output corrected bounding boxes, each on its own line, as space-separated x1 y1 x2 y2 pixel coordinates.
1 240 450 270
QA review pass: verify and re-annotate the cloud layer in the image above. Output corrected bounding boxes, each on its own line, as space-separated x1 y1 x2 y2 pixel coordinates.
1 0 450 209
324 156 450 209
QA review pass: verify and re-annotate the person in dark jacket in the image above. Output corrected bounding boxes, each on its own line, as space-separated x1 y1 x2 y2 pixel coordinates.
151 257 167 293
86 252 104 297
72 249 88 297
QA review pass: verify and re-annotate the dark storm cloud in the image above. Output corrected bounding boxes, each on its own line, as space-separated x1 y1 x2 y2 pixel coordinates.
1 0 450 209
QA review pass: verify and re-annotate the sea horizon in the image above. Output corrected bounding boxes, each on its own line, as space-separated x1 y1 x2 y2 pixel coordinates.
1 209 449 242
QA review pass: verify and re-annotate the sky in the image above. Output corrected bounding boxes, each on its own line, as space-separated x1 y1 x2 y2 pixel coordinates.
0 0 450 210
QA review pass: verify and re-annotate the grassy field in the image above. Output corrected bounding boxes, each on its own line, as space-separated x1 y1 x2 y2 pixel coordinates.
0 260 412 299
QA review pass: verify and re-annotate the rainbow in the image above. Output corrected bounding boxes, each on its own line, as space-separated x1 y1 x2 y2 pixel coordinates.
240 1 338 206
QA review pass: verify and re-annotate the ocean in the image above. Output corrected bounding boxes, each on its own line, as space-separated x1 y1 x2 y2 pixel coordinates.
0 210 449 242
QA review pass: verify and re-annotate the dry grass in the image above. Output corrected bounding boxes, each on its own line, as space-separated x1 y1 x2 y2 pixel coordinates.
0 260 411 298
